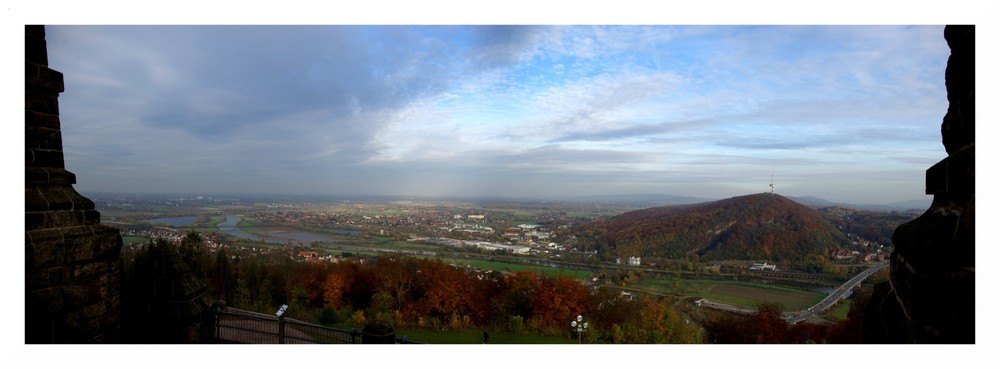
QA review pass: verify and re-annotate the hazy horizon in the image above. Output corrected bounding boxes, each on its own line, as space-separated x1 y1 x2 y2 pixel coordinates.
45 25 949 205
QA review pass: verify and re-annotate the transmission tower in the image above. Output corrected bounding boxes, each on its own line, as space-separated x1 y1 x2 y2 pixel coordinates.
769 173 775 195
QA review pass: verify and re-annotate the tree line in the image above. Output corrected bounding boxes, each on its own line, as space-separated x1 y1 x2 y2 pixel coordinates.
123 233 705 343
122 232 874 344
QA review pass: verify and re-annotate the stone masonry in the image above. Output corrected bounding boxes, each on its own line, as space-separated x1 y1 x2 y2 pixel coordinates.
25 25 124 343
865 25 975 343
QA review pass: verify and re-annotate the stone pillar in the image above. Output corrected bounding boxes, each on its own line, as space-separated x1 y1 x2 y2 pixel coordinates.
25 25 124 343
866 25 974 343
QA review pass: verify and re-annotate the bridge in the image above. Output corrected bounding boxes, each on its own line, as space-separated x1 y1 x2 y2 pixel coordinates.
783 261 888 323
694 261 889 323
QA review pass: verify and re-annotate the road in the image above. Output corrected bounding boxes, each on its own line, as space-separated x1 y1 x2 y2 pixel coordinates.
783 261 888 323
692 261 888 323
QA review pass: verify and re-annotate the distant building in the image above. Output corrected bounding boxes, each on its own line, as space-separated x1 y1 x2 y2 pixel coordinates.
465 241 530 254
831 249 856 260
527 231 550 239
749 262 776 271
627 256 641 266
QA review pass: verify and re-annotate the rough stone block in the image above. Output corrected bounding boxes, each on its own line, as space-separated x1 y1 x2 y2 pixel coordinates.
924 146 973 196
27 266 73 291
25 167 49 184
83 209 102 225
45 210 84 229
27 229 67 268
92 226 122 255
48 266 73 287
41 186 74 211
72 236 99 263
81 301 108 321
25 63 64 92
25 212 46 232
25 62 40 83
26 110 61 130
28 149 66 170
25 127 63 152
25 91 60 115
64 188 98 210
25 188 48 211
925 158 948 195
28 286 68 314
25 34 48 66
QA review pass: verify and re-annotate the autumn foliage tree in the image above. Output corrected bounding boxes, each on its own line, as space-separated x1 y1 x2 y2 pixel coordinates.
207 250 705 343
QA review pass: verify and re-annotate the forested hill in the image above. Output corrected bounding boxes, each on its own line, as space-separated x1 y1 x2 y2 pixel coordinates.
571 193 850 262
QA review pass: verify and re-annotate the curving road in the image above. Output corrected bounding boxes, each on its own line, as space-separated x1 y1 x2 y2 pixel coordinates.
783 261 888 323
692 261 888 324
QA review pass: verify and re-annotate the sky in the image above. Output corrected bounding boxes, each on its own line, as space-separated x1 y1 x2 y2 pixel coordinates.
40 24 953 204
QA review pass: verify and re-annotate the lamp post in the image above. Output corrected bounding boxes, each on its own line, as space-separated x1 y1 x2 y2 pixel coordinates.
276 304 288 344
570 315 588 344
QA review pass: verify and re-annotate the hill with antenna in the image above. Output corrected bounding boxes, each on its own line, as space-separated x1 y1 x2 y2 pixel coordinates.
570 193 850 262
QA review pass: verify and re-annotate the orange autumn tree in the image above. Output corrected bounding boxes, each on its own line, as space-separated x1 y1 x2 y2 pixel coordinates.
529 275 591 329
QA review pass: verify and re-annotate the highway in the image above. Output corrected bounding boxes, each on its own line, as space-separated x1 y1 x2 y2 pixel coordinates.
783 261 888 323
691 261 888 323
327 241 889 324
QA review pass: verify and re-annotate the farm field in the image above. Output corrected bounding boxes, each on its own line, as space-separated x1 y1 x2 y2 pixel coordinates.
636 278 825 311
437 257 593 280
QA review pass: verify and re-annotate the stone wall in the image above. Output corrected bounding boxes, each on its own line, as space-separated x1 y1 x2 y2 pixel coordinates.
865 25 975 343
25 25 124 343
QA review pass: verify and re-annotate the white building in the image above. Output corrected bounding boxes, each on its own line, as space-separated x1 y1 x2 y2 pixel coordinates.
749 262 776 271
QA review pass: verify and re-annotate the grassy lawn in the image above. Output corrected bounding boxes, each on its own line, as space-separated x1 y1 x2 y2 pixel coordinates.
374 240 441 251
236 218 266 234
823 300 852 321
207 215 226 226
636 278 825 311
438 258 593 280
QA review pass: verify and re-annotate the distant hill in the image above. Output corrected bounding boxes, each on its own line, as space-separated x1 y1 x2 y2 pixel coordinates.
788 195 931 212
571 193 850 262
556 193 714 207
819 206 921 247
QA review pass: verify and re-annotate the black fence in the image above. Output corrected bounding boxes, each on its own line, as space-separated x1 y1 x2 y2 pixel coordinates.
213 307 420 344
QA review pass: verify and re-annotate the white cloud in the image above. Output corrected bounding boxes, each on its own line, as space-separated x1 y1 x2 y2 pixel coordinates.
43 25 950 203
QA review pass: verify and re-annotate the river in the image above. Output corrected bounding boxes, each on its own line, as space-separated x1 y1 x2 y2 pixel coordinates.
217 214 349 245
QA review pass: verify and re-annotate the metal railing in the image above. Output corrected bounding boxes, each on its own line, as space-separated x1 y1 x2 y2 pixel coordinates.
213 307 420 344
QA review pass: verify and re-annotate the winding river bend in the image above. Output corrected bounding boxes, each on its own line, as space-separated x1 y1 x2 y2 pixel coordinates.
216 214 347 245
217 214 267 242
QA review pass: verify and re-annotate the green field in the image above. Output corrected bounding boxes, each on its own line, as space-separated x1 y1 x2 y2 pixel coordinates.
437 258 593 280
636 278 825 311
122 235 149 246
824 300 852 320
